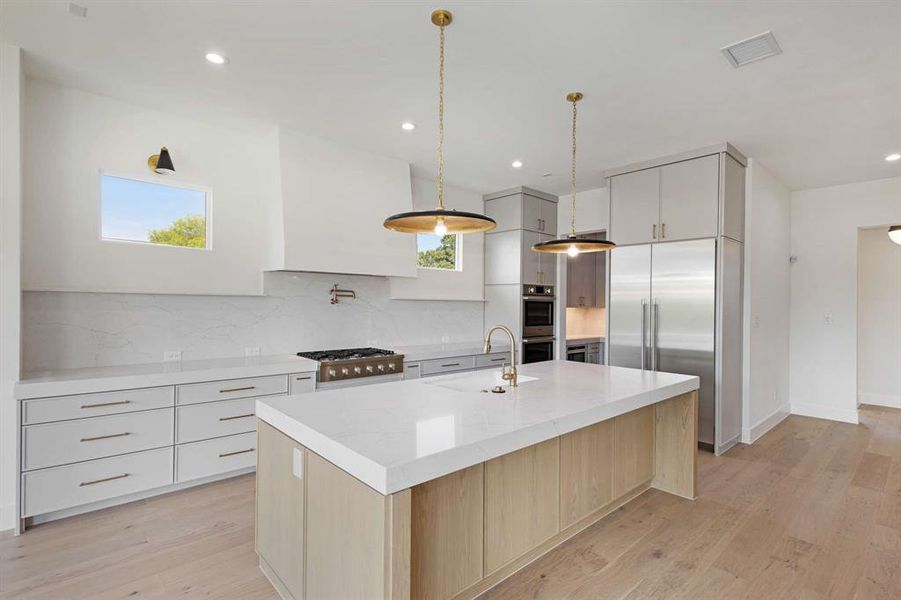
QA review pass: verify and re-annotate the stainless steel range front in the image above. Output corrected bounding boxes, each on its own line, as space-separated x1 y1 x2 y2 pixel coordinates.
296 347 404 389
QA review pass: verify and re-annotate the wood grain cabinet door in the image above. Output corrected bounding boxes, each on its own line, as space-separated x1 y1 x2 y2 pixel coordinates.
560 420 615 528
484 438 560 574
256 421 304 600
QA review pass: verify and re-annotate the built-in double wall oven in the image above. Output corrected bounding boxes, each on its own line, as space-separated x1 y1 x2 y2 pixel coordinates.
522 284 555 363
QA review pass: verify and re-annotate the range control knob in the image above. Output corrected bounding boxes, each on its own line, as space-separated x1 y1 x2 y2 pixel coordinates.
353 366 362 374
328 368 337 377
366 365 374 373
377 364 386 372
341 368 350 376
388 362 396 370
528 286 536 294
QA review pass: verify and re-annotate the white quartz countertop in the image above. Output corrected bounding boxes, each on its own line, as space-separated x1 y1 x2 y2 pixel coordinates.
257 360 699 495
391 341 510 362
16 354 319 399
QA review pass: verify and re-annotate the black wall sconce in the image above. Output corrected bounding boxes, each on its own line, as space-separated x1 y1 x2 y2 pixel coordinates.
147 147 175 175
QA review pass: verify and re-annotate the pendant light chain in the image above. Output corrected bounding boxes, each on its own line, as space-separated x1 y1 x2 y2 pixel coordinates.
570 97 578 237
436 23 446 211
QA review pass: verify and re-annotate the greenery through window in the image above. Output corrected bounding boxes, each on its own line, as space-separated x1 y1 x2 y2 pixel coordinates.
101 174 208 249
417 233 460 270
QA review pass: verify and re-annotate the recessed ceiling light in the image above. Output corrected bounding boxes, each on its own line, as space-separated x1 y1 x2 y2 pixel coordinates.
205 52 228 65
886 153 901 162
511 160 523 169
401 122 416 131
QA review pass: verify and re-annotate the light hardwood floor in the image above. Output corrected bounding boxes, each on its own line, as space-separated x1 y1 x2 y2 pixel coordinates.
3 405 900 599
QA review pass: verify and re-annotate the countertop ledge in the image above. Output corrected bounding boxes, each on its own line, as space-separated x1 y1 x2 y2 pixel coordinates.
257 361 699 495
392 341 511 362
16 355 319 400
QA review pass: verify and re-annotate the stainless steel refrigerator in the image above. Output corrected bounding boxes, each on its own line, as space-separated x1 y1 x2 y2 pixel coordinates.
607 238 743 454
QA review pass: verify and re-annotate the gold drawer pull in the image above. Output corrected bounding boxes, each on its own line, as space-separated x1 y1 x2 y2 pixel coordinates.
441 363 460 368
81 400 131 409
219 385 256 394
219 448 255 458
80 473 129 487
80 432 130 442
295 376 312 381
489 357 505 362
219 413 254 422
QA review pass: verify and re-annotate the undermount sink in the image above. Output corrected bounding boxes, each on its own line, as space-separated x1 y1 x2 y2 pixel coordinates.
421 369 538 393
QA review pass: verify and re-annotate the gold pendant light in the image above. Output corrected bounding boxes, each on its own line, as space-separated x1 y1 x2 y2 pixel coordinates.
384 10 496 235
889 225 901 245
532 92 615 255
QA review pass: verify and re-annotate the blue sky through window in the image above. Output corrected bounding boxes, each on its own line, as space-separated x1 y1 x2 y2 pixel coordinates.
101 175 206 243
417 233 443 252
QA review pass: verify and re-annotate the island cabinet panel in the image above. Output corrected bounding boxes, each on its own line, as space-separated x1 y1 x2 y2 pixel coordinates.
256 421 305 600
559 419 615 528
612 405 656 498
411 464 484 600
653 391 699 499
484 438 560 574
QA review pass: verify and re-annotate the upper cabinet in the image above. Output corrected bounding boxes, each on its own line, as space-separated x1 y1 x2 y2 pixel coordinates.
566 235 607 308
269 128 417 278
608 146 746 247
609 168 660 246
485 188 558 234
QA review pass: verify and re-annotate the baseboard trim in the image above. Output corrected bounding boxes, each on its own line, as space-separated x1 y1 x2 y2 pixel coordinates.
858 392 901 409
741 405 791 444
790 402 858 424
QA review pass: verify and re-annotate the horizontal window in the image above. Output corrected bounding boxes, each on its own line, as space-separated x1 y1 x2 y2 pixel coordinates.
101 174 209 249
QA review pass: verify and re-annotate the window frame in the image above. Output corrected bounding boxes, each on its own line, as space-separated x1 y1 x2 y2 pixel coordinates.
416 232 463 272
97 170 213 251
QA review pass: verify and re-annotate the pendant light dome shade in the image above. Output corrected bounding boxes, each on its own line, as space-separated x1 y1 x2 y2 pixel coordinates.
889 225 901 245
532 92 615 255
383 9 496 236
383 209 496 234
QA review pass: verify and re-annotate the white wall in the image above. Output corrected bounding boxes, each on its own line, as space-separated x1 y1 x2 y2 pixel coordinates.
388 177 485 301
274 127 416 278
556 187 609 236
857 227 901 408
22 271 484 371
23 78 275 295
741 160 792 443
0 43 23 531
790 175 901 424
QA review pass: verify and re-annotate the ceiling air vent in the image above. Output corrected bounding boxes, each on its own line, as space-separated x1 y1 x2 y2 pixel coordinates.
721 31 781 68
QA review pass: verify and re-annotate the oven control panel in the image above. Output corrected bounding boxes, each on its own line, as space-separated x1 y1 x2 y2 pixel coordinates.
523 285 554 297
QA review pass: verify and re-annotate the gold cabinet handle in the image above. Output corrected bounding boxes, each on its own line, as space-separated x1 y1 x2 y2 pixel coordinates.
294 376 312 381
219 448 255 458
489 357 505 362
81 400 131 409
80 473 129 487
219 385 256 394
80 432 130 442
441 363 460 368
219 413 254 421
661 222 666 238
652 223 657 239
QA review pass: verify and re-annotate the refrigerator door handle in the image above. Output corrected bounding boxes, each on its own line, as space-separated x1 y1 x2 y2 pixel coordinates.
651 300 660 371
640 299 648 370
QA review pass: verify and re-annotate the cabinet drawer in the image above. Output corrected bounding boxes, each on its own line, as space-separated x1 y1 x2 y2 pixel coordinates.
22 386 174 425
22 447 173 517
176 375 288 406
176 432 256 483
586 343 601 352
176 397 256 444
474 353 509 369
288 372 316 395
420 355 476 376
23 408 174 471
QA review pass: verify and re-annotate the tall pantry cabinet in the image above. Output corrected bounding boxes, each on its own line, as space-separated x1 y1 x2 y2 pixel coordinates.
605 144 746 455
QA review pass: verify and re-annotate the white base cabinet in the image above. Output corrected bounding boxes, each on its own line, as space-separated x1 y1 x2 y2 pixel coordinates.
18 369 315 530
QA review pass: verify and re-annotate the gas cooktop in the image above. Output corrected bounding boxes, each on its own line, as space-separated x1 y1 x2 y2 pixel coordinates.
297 347 403 383
297 347 396 362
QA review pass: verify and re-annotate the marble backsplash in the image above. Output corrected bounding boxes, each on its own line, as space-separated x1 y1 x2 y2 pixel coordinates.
23 271 485 371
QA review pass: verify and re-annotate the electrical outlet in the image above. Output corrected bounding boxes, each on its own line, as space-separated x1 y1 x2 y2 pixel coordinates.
753 315 761 329
823 312 834 326
244 346 261 357
163 350 182 362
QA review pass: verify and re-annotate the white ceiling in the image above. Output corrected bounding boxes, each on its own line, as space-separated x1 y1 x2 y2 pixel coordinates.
2 1 900 195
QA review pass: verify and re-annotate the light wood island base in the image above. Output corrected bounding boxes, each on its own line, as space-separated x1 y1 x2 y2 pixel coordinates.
256 391 698 600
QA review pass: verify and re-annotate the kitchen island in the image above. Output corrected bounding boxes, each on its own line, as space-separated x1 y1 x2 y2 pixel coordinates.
254 360 699 600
